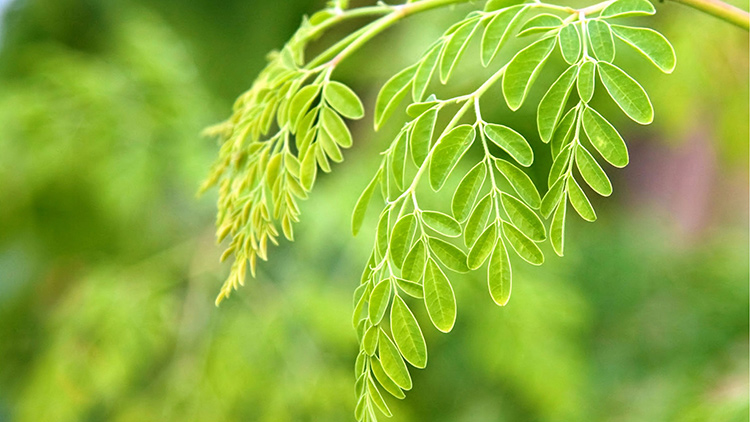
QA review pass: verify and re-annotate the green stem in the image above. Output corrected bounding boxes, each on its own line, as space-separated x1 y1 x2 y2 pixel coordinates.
667 0 749 30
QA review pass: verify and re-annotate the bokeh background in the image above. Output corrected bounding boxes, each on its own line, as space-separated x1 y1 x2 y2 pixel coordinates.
0 0 747 421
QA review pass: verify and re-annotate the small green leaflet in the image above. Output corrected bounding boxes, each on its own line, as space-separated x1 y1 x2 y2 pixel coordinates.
423 258 457 333
577 61 596 103
430 125 475 191
541 175 565 218
367 377 393 417
396 277 424 299
421 211 462 237
575 145 613 196
412 108 438 167
550 106 576 154
548 143 573 187
323 81 365 120
488 239 512 306
451 162 487 221
301 145 317 190
352 169 381 236
378 328 413 390
501 222 544 265
598 62 654 124
537 65 577 143
320 107 353 148
375 64 417 129
494 159 542 208
483 123 533 166
610 25 676 73
428 237 470 273
376 208 391 257
468 223 497 269
402 240 427 282
440 18 480 83
581 106 629 167
481 6 526 66
413 44 442 102
369 278 392 325
559 24 582 64
587 20 615 62
390 214 417 268
550 195 566 256
566 176 597 221
363 325 379 355
517 13 563 37
370 357 405 399
500 193 546 242
289 84 321 130
391 130 408 189
599 0 656 19
503 36 557 111
465 193 493 247
390 295 428 368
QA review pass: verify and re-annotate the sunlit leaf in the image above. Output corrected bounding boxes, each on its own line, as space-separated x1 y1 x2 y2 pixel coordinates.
537 65 577 143
430 124 475 190
390 214 417 268
483 123 533 166
500 193 546 241
494 159 542 208
575 145 613 196
368 278 392 325
550 195 567 256
566 176 597 221
411 108 438 167
587 20 615 62
440 18 480 83
468 223 497 269
451 162 487 221
488 239 512 305
378 328 413 390
421 211 462 237
600 0 655 18
375 65 417 129
423 258 457 332
610 24 676 73
581 106 629 167
598 61 653 124
501 222 544 265
559 23 582 64
481 5 527 66
402 240 426 282
518 13 563 36
503 36 557 110
577 60 596 103
390 295 428 368
324 81 364 119
428 237 469 273
352 169 382 235
465 193 493 247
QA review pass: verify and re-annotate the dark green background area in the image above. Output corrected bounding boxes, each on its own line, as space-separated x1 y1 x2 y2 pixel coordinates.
0 0 747 421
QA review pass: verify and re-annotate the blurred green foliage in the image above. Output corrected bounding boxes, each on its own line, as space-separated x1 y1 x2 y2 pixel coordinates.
0 0 746 421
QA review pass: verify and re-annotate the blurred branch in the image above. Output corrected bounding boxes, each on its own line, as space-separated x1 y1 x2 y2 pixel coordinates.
667 0 750 30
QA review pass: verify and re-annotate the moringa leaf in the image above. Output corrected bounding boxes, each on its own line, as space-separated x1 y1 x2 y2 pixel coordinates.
301 144 318 190
550 106 576 158
494 159 542 208
390 214 417 268
465 193 493 248
501 222 544 265
582 106 629 167
363 325 379 356
548 143 573 187
411 108 438 167
598 61 654 124
395 277 424 299
577 60 596 103
421 211 462 237
600 0 656 18
324 81 364 119
537 65 578 143
375 64 417 129
402 240 427 282
414 43 442 102
550 195 567 256
289 84 321 130
370 356 405 399
452 162 487 221
488 239 512 306
566 176 597 221
378 328 413 390
376 208 391 257
610 25 676 73
428 237 470 273
390 295 428 368
423 258 457 332
517 13 564 36
541 175 566 218
352 169 382 236
503 36 557 111
468 223 497 269
559 23 582 64
320 107 353 148
500 193 546 242
587 20 615 62
440 18 480 83
483 123 533 166
481 5 527 66
575 145 613 196
430 124 476 191
368 278 392 325
392 130 408 190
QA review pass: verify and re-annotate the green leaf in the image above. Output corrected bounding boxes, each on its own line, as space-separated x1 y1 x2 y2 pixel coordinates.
352 170 381 236
378 328 413 390
485 0 524 11
610 25 676 73
503 36 557 111
541 175 566 218
289 84 321 130
390 214 417 268
318 125 344 162
300 144 318 191
451 162 487 221
370 357 405 399
375 64 417 130
494 159 542 208
465 193 493 248
575 145 613 196
481 5 526 66
411 108 438 167
537 65 577 143
440 18 479 83
395 277 424 299
423 258 457 333
587 20 615 62
320 107 353 148
488 239 512 306
548 143 573 187
402 240 427 283
391 130 408 190
597 62 653 124
581 106 629 167
430 125 476 191
559 23 582 64
500 193 546 241
483 123 533 166
353 285 368 328
421 211 461 238
566 176 597 221
468 223 497 269
368 278 392 325
390 295 428 368
577 60 596 103
517 13 563 36
550 195 567 256
428 237 469 273
501 222 544 265
323 81 364 120
600 0 655 18
363 325 379 356
550 106 576 157
413 44 442 101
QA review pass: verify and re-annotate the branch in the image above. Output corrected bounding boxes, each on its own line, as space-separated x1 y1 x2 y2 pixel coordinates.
667 0 749 30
